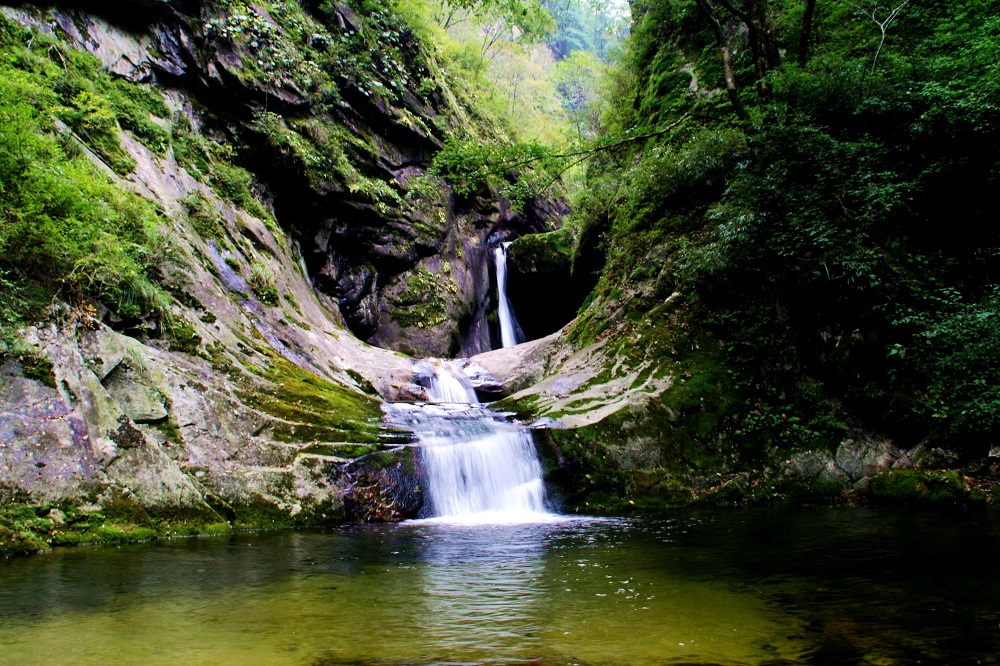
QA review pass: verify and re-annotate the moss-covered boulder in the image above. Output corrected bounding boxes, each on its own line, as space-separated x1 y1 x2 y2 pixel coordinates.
858 470 987 506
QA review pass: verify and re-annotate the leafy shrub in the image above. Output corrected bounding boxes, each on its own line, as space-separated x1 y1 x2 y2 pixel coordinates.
571 0 1000 454
248 262 281 306
0 20 173 331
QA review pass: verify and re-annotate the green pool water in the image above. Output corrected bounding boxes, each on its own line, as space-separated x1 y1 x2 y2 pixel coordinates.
1 507 998 665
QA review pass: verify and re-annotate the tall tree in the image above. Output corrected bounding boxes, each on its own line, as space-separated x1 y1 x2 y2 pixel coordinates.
798 0 817 66
694 0 751 120
714 0 780 100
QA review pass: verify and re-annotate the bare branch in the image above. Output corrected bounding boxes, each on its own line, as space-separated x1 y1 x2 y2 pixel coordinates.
853 0 910 76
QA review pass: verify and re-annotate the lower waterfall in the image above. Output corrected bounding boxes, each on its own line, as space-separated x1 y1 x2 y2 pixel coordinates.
386 359 555 523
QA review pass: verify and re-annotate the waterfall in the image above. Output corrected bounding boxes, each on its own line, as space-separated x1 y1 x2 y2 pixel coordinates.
387 361 554 523
418 407 548 520
494 243 524 348
415 359 479 404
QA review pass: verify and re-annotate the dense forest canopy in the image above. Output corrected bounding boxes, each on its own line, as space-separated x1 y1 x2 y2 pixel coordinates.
572 0 1000 452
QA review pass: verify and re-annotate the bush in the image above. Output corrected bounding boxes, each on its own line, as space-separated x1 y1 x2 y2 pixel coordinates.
248 262 280 306
0 22 173 329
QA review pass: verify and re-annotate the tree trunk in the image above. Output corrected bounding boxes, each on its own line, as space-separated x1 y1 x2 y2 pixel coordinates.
716 0 779 101
695 0 751 122
798 0 817 67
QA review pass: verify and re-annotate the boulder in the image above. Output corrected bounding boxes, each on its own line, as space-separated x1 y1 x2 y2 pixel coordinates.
834 438 902 481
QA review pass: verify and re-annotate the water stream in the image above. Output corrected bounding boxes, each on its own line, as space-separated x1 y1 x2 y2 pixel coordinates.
4 257 996 664
494 242 524 348
388 359 553 523
3 508 999 664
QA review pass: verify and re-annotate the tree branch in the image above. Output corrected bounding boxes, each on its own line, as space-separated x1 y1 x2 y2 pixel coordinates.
714 0 754 29
491 113 693 172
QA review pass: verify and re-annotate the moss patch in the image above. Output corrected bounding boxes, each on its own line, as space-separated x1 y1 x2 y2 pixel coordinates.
231 499 297 530
236 353 382 444
0 496 231 558
19 352 56 389
299 443 379 458
862 470 985 506
389 267 455 329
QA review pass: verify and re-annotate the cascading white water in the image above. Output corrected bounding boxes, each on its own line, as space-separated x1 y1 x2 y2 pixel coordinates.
420 407 548 519
386 360 555 523
494 243 524 348
417 359 479 404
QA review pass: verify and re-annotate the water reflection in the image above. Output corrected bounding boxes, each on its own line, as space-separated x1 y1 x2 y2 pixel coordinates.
415 523 549 659
1 508 999 665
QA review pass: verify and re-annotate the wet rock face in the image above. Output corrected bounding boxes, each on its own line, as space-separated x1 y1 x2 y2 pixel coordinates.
35 0 561 357
337 456 423 523
316 258 381 338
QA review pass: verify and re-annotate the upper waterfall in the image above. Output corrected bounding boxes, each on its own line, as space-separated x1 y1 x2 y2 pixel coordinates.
494 243 525 349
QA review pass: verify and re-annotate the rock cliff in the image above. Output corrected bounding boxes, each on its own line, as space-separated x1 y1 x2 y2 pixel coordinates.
0 0 555 553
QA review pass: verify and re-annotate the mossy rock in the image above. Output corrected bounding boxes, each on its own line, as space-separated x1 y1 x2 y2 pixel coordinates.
19 352 56 389
0 523 48 557
236 353 382 444
861 470 983 506
231 499 297 530
0 497 232 557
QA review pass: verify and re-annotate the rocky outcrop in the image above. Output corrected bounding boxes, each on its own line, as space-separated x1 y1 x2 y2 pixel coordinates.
6 1 558 358
0 2 461 548
0 0 571 553
0 141 423 531
474 262 995 513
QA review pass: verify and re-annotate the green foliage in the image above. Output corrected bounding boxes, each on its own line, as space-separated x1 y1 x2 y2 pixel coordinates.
893 292 1000 439
248 261 281 306
0 14 181 341
205 1 326 93
183 191 226 241
172 118 274 223
553 49 605 139
546 0 628 61
398 0 574 146
425 0 556 45
570 0 1000 455
0 268 26 356
164 316 203 354
202 0 435 108
250 110 405 212
100 76 171 154
0 27 171 175
0 97 171 327
430 135 561 206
